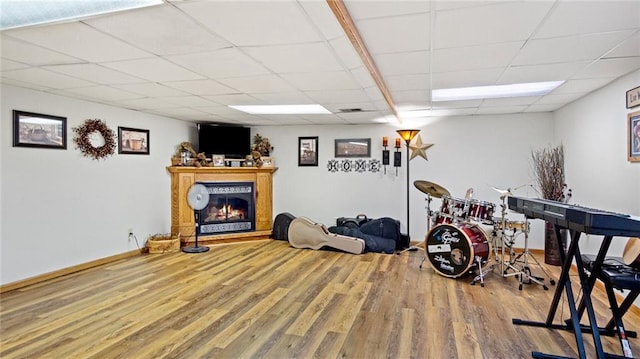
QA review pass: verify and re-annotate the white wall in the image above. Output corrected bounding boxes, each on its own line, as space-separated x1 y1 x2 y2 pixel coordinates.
556 69 640 257
253 112 554 246
1 85 196 285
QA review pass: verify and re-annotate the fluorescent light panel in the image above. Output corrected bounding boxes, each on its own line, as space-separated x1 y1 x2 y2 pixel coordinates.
0 0 163 30
229 104 331 115
432 81 564 102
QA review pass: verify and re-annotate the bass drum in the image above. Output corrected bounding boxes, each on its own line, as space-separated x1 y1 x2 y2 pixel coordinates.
426 223 490 278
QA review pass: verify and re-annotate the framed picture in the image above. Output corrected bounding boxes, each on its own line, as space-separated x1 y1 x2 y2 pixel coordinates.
335 138 371 158
298 136 318 166
626 86 640 109
13 110 67 149
628 111 640 162
261 156 275 167
118 127 149 155
212 155 225 167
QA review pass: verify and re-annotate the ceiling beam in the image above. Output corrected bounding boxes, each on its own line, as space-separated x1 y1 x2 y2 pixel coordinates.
326 0 401 124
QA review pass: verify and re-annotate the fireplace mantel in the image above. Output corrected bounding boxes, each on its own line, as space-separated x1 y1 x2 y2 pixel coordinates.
167 166 277 245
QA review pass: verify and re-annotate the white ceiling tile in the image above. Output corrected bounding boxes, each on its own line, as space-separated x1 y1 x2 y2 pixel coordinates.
375 50 429 76
85 5 230 56
428 108 478 117
573 57 640 79
534 1 640 39
604 32 640 58
1 58 29 71
202 94 265 106
5 22 152 62
350 67 376 88
102 57 205 82
384 74 429 92
149 107 209 118
61 86 143 102
243 42 345 73
217 74 298 93
176 1 322 46
298 1 345 40
392 90 430 106
251 91 314 105
357 13 430 54
162 80 237 96
112 83 188 97
481 96 542 107
433 42 523 73
364 85 385 102
2 68 94 88
304 89 371 104
499 61 592 84
0 77 51 91
536 93 585 105
329 36 363 70
114 97 180 110
42 64 144 84
513 31 635 66
345 1 429 20
281 71 360 91
1 36 82 66
434 1 554 48
524 103 565 112
475 105 527 115
162 96 219 108
431 68 503 89
553 78 615 95
167 48 270 79
324 101 378 112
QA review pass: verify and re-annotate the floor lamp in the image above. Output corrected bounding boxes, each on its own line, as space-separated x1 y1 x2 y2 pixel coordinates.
396 129 420 247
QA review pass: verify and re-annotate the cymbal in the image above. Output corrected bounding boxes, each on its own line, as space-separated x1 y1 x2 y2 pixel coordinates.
414 180 450 198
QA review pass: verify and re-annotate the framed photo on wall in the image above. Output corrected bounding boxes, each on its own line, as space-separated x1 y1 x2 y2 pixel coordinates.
298 136 318 166
626 86 640 109
13 110 67 149
335 138 371 158
118 127 149 155
628 111 640 162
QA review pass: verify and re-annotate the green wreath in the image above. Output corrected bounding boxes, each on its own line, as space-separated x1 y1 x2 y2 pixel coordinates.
73 119 116 160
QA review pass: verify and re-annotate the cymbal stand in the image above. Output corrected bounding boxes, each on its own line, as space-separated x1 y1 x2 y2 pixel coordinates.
401 194 432 255
509 222 554 290
471 195 510 286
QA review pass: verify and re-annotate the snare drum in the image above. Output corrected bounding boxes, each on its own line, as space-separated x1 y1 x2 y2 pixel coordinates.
425 223 491 278
468 200 496 224
440 195 469 221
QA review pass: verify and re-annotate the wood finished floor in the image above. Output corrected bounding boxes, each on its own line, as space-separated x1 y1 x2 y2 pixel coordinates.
1 240 639 359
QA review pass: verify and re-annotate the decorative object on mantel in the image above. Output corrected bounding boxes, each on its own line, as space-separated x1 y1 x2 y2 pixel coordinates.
73 119 116 160
531 144 572 265
251 133 274 167
147 233 180 254
172 142 209 167
408 134 434 161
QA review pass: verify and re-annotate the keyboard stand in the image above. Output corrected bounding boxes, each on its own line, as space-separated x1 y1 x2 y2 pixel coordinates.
512 227 627 359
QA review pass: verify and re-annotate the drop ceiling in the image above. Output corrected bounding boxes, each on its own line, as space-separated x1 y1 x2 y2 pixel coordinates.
1 0 639 126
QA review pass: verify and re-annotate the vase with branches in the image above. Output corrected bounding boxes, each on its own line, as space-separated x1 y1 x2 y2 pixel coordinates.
531 144 572 265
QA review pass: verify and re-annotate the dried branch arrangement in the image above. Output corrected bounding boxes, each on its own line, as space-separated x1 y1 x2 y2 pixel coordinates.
531 144 571 202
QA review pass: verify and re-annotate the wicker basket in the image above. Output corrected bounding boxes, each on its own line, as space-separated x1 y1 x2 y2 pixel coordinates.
148 234 180 254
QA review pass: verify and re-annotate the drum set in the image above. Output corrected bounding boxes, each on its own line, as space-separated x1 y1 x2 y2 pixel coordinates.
413 180 554 289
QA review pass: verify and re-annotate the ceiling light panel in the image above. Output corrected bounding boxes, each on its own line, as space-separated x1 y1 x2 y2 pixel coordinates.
432 81 564 101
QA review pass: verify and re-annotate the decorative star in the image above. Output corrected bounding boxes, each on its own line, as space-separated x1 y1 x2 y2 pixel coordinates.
409 135 434 160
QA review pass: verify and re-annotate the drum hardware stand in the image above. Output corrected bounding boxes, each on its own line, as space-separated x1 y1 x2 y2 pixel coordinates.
471 254 497 287
400 194 433 255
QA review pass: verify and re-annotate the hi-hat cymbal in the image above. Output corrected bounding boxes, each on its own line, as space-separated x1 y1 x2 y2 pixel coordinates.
414 180 450 198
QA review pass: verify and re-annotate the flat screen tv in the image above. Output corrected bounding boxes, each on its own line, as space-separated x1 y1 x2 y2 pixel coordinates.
198 124 251 159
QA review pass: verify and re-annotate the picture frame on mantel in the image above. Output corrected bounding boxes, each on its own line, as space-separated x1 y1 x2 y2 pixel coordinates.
118 127 149 155
626 86 640 109
13 110 67 149
628 111 640 162
298 136 318 166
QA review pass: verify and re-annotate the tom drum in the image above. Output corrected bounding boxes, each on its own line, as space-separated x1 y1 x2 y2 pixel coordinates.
426 223 490 278
468 199 496 224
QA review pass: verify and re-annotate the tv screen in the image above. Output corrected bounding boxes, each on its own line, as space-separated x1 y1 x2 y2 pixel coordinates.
198 124 251 159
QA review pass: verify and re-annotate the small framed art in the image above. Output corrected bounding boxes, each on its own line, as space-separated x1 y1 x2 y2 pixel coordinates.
118 127 149 155
13 110 67 149
335 138 371 158
298 136 318 166
626 86 640 109
628 111 640 162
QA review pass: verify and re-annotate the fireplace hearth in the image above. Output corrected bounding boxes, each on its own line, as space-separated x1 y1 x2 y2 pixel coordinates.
198 182 255 235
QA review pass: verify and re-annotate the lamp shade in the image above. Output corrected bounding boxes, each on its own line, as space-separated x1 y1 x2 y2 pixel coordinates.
396 129 420 143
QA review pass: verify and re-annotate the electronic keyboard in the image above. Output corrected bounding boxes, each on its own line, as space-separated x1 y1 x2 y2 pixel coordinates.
507 196 640 237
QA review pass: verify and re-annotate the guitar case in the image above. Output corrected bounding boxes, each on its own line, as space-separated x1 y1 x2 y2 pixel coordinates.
288 217 365 254
273 212 296 241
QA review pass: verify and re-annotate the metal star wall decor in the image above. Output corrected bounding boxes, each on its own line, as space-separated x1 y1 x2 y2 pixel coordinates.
409 134 434 160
